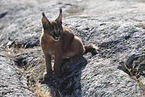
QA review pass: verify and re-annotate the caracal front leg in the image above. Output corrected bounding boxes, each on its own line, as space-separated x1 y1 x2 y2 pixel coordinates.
43 53 52 79
54 54 63 77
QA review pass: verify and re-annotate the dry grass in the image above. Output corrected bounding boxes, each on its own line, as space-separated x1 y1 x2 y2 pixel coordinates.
35 82 51 97
124 63 145 95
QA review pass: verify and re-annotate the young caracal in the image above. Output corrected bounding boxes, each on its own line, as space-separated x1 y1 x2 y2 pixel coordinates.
40 8 98 78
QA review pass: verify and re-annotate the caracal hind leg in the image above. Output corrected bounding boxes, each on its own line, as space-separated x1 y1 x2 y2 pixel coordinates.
70 36 85 63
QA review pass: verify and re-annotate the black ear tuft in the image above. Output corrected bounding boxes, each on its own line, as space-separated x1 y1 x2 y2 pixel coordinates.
42 12 46 18
55 8 62 24
42 12 45 17
59 8 62 14
41 12 51 30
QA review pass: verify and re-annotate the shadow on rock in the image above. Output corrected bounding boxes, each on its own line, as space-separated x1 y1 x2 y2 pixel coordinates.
0 11 8 19
41 57 87 97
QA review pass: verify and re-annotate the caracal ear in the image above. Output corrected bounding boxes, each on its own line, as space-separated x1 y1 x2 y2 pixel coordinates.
55 8 62 24
41 12 51 30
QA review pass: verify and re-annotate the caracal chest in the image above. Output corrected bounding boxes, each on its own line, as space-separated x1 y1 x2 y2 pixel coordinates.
45 35 74 59
47 37 61 57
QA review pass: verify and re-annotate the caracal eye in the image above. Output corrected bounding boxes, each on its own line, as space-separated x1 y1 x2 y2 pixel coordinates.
50 31 54 34
59 29 62 33
50 31 53 34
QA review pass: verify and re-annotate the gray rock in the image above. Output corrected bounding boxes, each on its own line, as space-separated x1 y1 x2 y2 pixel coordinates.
0 51 35 97
0 0 145 96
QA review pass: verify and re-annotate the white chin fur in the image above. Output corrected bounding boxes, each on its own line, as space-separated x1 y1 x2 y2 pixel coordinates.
51 36 60 41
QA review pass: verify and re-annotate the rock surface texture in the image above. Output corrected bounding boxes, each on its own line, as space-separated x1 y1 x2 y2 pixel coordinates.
0 0 145 96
